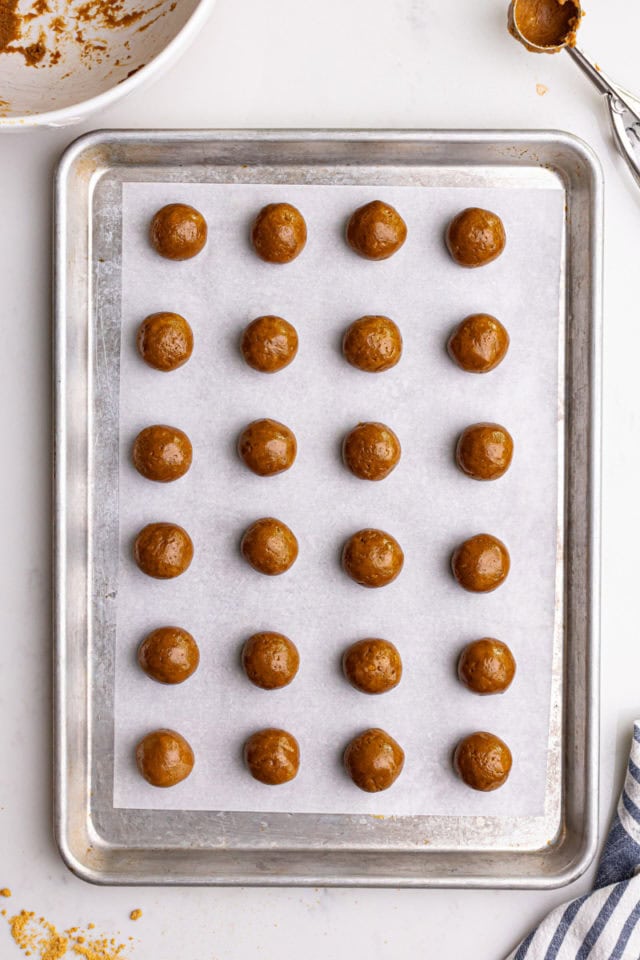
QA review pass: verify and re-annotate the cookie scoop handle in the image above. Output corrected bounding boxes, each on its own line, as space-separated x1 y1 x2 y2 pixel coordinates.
567 45 640 189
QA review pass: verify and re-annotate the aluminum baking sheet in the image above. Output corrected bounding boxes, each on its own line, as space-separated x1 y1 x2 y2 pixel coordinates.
54 130 602 887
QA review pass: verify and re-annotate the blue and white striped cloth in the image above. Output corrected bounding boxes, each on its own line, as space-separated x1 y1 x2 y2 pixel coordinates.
507 723 640 960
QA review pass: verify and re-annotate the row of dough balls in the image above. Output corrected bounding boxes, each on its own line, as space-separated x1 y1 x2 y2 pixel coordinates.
133 520 511 593
131 420 514 483
137 310 510 376
139 628 515 698
149 200 506 267
135 725 512 794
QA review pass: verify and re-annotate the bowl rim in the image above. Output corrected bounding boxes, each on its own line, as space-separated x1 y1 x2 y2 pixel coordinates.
0 0 217 129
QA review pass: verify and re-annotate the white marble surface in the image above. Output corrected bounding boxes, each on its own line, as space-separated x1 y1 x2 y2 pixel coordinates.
0 0 638 956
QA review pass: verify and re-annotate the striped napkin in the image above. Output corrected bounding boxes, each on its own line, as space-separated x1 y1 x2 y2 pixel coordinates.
507 724 640 959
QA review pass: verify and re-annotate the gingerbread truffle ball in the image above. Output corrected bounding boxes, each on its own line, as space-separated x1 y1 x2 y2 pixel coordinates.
451 533 510 593
455 423 513 481
132 424 193 483
237 419 297 477
343 315 403 373
346 200 407 260
136 728 194 787
342 528 404 588
241 315 298 373
453 731 512 791
343 639 402 695
344 728 405 792
137 626 200 685
445 208 506 268
244 728 300 784
242 632 300 690
134 522 194 579
137 312 194 372
447 313 509 374
241 517 298 575
458 638 516 695
150 203 207 261
251 203 307 263
343 422 401 481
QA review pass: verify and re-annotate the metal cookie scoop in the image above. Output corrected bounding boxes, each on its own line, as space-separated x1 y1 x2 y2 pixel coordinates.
509 0 640 187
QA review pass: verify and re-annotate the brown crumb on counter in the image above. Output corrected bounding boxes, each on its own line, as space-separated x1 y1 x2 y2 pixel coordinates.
1 888 11 897
10 911 68 959
6 909 131 959
536 83 549 96
128 910 142 922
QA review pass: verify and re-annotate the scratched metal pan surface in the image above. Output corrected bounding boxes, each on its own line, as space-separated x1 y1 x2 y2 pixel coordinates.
53 129 602 887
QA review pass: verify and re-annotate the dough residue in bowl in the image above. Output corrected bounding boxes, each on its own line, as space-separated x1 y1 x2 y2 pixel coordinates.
0 0 175 69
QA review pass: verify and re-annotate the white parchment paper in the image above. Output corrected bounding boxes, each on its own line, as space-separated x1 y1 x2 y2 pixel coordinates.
113 179 564 816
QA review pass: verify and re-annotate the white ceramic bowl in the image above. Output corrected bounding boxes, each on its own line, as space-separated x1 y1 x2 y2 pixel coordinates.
0 0 216 129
